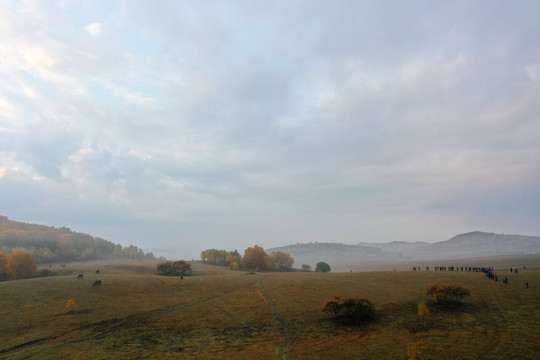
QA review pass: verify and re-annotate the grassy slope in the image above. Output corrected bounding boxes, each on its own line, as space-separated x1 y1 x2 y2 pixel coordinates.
0 259 539 360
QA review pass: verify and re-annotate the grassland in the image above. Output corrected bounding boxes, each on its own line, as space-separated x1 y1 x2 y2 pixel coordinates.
1 258 539 359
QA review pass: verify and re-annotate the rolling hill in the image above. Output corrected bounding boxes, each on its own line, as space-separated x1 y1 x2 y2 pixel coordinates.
269 231 540 268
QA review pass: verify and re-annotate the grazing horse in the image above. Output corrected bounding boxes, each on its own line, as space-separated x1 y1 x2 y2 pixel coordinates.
93 280 102 287
77 274 84 279
95 270 100 274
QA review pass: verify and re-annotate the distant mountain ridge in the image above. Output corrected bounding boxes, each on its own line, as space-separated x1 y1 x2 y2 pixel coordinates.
427 231 540 256
268 231 540 268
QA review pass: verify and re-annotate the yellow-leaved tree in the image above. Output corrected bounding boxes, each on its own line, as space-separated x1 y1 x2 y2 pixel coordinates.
243 245 272 271
7 249 37 280
157 260 192 276
271 251 294 271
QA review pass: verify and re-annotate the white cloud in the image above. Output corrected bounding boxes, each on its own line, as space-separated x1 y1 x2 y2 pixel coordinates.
128 149 152 161
0 1 539 258
525 63 540 81
109 179 129 204
0 96 18 120
84 22 103 36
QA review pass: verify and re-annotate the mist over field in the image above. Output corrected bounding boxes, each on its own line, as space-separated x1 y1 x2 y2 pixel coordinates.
1 1 540 259
269 231 540 270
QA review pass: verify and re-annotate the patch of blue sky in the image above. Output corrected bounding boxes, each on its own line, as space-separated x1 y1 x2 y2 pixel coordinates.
86 79 160 106
126 82 161 99
64 1 119 30
117 25 159 61
86 80 114 103
56 6 102 36
20 72 64 102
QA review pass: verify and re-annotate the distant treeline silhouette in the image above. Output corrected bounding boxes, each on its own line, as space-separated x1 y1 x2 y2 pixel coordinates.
0 215 156 263
201 245 294 271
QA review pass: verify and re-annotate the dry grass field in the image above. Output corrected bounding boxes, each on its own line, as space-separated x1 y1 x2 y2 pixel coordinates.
1 258 539 359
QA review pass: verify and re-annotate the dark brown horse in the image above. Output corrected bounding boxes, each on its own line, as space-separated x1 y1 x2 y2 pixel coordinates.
77 274 84 279
93 280 102 287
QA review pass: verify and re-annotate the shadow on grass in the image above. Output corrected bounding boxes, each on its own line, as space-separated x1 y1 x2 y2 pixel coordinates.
57 309 93 316
428 301 479 314
322 309 383 328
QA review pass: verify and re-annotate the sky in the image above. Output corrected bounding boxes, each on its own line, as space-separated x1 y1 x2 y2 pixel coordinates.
1 1 539 259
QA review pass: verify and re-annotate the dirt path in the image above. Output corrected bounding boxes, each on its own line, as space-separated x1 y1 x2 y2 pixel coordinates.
257 276 290 360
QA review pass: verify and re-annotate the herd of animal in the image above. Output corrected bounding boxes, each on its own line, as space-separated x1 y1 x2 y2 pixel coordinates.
76 270 102 287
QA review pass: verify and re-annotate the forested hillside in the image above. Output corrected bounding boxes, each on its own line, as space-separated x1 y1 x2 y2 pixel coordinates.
0 215 156 263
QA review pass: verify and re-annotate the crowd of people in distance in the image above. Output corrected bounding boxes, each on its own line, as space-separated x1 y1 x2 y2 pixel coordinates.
411 265 529 288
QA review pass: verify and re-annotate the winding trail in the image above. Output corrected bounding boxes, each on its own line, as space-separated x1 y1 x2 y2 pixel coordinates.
257 276 290 360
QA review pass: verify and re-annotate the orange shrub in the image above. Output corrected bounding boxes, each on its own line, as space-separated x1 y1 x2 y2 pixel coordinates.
423 283 470 303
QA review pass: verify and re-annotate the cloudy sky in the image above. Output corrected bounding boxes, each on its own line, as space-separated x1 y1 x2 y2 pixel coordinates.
1 1 539 259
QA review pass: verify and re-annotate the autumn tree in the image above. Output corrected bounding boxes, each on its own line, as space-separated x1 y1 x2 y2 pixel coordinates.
57 234 74 259
113 244 123 256
226 250 241 269
201 249 242 268
201 249 227 265
243 245 272 271
157 260 192 276
7 249 37 279
271 251 294 271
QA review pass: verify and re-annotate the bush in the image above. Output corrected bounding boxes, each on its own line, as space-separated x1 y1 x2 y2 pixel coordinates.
38 268 57 277
423 283 471 303
322 296 375 323
157 260 192 276
316 261 331 273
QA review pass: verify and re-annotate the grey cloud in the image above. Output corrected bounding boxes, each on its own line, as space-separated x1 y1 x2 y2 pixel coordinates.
1 1 539 258
8 120 82 180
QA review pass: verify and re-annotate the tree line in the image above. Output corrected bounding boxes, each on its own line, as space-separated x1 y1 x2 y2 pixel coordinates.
201 245 294 271
0 215 156 263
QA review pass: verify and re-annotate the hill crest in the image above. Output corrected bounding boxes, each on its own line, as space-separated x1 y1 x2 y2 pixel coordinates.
268 231 540 268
